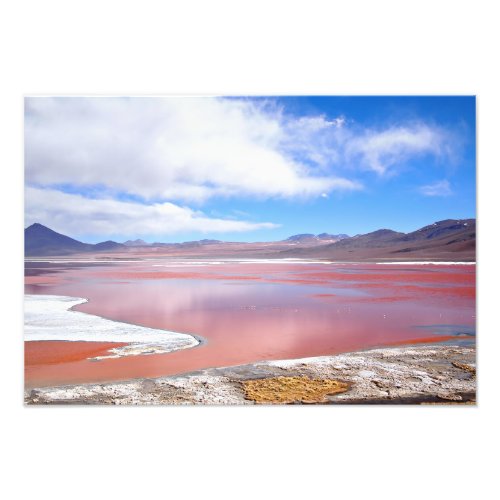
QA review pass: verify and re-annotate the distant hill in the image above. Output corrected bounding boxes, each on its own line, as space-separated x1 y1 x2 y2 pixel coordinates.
25 223 93 256
285 233 316 243
93 240 126 251
25 223 125 256
280 219 475 261
285 233 349 243
24 219 475 261
178 239 222 248
329 229 405 249
317 233 349 240
123 239 149 247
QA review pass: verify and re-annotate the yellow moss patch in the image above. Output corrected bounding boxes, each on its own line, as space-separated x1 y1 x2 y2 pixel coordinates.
242 376 349 404
452 362 476 376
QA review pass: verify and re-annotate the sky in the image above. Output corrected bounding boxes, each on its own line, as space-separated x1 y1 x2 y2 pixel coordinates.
24 96 476 243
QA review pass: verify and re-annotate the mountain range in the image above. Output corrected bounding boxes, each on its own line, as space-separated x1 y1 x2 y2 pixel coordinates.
285 233 349 243
24 219 476 261
280 219 475 260
24 223 126 255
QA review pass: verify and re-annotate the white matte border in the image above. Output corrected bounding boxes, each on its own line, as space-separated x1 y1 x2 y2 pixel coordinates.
2 1 498 499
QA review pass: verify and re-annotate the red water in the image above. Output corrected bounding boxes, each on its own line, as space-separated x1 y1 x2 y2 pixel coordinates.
24 261 476 387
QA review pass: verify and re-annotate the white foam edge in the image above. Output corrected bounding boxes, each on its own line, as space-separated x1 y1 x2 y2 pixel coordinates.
24 294 199 360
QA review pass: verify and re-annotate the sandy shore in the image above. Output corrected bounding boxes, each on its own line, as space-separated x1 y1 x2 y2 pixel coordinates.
25 344 475 405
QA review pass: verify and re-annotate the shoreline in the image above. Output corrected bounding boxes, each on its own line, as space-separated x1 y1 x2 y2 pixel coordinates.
25 257 476 264
24 294 203 360
25 343 476 405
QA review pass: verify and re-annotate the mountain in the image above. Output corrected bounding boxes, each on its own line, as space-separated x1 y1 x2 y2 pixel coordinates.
24 219 475 261
281 219 475 261
25 224 125 256
317 233 349 240
93 240 126 251
178 239 222 248
285 234 317 243
25 223 93 256
285 233 350 243
394 219 475 243
328 229 405 249
123 239 149 247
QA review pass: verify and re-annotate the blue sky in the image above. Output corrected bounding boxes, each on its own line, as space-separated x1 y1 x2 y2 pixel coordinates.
25 96 475 243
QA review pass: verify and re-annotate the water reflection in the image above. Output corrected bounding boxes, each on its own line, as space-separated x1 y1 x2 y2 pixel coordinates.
24 261 476 386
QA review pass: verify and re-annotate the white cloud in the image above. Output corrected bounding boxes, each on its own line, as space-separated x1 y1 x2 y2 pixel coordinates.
24 187 278 238
25 99 457 197
346 124 451 175
25 97 361 202
24 97 460 238
418 179 453 197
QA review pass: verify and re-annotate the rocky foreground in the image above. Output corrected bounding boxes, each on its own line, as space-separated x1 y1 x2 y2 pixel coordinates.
25 344 476 405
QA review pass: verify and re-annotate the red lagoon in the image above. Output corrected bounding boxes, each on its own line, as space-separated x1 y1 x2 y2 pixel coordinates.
24 261 476 387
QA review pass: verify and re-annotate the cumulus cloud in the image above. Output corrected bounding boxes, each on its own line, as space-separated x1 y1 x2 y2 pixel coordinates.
25 97 361 203
418 179 453 197
24 97 460 237
346 124 452 175
24 187 278 238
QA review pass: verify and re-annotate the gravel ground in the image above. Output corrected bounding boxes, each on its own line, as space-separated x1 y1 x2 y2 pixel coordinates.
25 344 476 405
